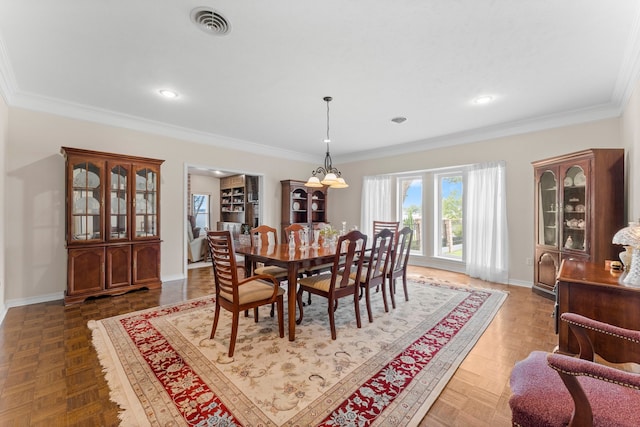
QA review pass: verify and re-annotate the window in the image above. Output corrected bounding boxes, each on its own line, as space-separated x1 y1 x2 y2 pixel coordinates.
192 194 210 230
435 173 463 260
398 176 423 254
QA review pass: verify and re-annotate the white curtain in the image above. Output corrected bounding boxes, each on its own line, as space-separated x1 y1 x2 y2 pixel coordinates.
361 175 392 239
465 161 509 283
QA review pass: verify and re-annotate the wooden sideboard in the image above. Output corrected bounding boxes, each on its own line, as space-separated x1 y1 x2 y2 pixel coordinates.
556 259 640 362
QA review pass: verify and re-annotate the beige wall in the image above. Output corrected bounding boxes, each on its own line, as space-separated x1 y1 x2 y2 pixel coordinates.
4 108 313 304
331 118 623 285
0 94 7 318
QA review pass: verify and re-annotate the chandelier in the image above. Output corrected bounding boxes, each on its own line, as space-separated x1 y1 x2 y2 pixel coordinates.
304 96 349 189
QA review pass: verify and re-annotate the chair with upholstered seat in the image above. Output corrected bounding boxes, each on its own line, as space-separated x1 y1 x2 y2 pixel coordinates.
509 312 640 427
249 225 288 278
351 228 394 322
206 230 284 357
387 226 413 308
295 230 367 340
187 218 206 262
249 225 288 317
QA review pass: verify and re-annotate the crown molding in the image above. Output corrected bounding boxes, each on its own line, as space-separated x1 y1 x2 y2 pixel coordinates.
337 102 622 163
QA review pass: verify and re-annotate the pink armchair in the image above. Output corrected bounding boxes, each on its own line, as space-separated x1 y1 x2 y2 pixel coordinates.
509 313 640 426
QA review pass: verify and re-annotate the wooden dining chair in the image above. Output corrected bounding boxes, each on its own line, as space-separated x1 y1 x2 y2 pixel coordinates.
206 230 284 357
373 220 400 237
351 228 394 322
250 225 287 317
387 226 413 308
285 223 332 285
295 230 367 340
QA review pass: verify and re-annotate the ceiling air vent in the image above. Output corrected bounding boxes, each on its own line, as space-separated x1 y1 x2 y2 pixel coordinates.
191 7 231 36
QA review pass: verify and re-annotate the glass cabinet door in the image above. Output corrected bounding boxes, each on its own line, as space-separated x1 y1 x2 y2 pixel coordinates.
71 160 103 241
562 165 587 252
134 166 159 238
108 164 129 240
538 170 557 246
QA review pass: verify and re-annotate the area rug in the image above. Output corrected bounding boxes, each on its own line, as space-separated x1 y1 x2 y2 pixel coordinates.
89 279 506 426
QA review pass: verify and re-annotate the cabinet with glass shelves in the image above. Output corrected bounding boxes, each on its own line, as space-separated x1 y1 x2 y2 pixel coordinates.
62 147 164 304
280 180 329 241
532 149 624 297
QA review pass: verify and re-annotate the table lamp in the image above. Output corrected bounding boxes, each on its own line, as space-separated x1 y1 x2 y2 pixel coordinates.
612 221 640 286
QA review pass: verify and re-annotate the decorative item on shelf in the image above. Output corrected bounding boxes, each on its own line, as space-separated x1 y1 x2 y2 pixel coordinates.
612 221 640 287
575 204 585 212
564 235 574 249
577 219 585 229
564 204 573 212
304 96 349 189
563 176 573 187
573 171 586 186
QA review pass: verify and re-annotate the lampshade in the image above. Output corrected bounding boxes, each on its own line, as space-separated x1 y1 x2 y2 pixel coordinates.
305 96 348 189
613 221 640 287
330 177 349 188
304 176 323 188
320 173 338 185
612 222 640 246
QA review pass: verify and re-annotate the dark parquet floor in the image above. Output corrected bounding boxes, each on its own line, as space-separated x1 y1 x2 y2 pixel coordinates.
0 266 556 426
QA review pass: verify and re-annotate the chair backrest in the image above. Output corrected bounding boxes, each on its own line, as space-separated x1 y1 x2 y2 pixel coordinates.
364 228 394 283
330 230 367 292
373 220 400 236
390 227 413 274
206 230 240 300
250 225 278 247
284 223 304 246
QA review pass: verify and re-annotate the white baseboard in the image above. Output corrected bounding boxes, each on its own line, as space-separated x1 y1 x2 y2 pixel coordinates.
6 291 64 309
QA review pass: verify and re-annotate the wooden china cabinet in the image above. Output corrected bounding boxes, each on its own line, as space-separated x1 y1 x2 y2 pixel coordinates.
61 147 164 304
281 180 328 241
532 148 624 297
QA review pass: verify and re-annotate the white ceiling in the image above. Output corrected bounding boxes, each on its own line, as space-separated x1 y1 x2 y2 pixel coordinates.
1 1 640 163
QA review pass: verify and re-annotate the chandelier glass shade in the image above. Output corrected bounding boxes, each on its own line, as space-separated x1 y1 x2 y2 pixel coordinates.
305 96 348 189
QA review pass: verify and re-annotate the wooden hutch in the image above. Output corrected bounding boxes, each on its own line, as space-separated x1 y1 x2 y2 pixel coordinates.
61 147 163 304
281 179 329 241
532 148 624 297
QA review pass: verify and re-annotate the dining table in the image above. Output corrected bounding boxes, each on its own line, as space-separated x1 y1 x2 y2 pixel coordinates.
234 242 338 341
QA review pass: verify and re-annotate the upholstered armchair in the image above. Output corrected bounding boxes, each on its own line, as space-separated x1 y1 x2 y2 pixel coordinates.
509 312 640 427
187 218 206 262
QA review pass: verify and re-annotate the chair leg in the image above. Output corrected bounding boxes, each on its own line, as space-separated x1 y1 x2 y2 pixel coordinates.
328 298 337 340
388 276 397 309
210 303 221 339
270 302 275 318
229 311 240 357
307 291 312 306
296 287 305 325
381 281 389 313
364 285 373 323
254 307 259 322
277 296 284 338
353 291 362 329
402 272 409 301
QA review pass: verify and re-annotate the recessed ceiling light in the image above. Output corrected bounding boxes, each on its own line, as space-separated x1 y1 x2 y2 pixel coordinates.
391 116 407 124
159 89 179 99
472 95 495 105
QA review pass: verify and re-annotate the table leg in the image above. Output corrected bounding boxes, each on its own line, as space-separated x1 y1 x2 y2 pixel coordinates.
287 263 299 341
